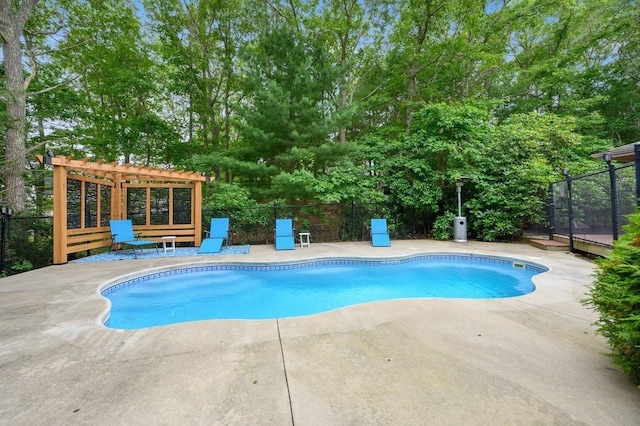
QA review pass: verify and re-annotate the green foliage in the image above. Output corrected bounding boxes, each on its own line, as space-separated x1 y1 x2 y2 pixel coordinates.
467 156 552 241
53 0 176 164
466 112 591 241
585 211 640 387
203 182 270 244
5 216 53 274
204 181 255 211
314 158 386 205
271 169 317 203
367 102 597 242
372 102 490 219
432 212 455 241
11 260 33 273
10 0 640 255
231 24 352 201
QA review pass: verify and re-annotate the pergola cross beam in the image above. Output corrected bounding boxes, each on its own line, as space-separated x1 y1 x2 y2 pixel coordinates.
37 154 207 182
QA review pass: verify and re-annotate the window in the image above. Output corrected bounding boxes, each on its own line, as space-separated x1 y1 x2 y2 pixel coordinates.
174 188 192 224
151 188 170 225
127 188 147 225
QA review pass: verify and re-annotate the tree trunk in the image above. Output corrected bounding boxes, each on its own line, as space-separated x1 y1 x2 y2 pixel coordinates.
2 31 28 211
0 0 40 211
405 60 419 135
36 116 45 216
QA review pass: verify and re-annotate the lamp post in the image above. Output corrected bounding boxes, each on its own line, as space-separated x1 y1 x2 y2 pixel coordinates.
453 178 470 243
1 206 14 274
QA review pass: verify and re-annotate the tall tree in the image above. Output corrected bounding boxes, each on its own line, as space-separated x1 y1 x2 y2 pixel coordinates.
235 24 339 200
145 0 249 168
585 0 640 143
387 0 464 133
59 0 172 164
0 0 39 210
309 0 394 143
497 0 577 114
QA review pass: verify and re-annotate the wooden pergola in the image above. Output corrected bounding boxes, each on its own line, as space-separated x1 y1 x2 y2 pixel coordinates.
37 154 208 264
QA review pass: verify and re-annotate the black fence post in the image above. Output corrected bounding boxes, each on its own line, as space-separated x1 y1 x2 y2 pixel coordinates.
605 154 619 241
635 143 640 208
0 216 5 274
0 207 14 274
563 170 574 253
548 182 555 240
412 206 416 239
351 201 356 241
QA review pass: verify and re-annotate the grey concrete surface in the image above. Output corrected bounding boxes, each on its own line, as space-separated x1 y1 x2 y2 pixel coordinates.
0 240 638 425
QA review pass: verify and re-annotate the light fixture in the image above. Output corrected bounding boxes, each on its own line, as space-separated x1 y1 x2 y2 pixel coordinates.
44 150 55 165
0 206 13 217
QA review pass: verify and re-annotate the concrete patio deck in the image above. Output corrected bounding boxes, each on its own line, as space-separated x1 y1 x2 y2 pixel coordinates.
1 240 639 425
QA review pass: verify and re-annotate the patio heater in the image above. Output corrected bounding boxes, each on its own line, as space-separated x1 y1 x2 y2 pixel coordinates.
453 177 470 243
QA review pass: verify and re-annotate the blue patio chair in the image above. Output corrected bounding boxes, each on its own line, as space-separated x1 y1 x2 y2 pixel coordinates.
274 218 295 250
199 217 230 254
370 218 391 247
109 220 159 258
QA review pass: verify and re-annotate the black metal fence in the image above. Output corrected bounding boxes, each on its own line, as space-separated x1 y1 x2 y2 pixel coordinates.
0 215 54 276
202 201 429 246
7 164 637 273
548 162 637 250
1 201 441 275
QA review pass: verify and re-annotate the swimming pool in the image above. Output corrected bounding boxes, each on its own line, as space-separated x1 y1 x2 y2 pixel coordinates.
101 254 546 329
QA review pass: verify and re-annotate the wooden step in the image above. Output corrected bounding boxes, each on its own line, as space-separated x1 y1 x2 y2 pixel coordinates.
522 237 570 251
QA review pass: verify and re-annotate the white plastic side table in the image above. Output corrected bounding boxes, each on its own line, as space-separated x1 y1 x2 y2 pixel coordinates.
299 232 311 248
162 236 176 253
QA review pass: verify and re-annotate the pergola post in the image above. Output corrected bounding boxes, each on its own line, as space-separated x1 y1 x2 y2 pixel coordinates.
52 164 68 264
194 181 203 246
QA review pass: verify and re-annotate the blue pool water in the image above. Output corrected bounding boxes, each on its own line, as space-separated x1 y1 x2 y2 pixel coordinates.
102 254 546 329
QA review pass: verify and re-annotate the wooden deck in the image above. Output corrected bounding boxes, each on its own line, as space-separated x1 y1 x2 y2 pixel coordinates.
522 235 612 257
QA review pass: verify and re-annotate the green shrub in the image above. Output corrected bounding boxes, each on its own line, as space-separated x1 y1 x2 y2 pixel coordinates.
5 216 53 274
471 209 521 242
11 259 33 273
432 212 455 240
584 210 640 387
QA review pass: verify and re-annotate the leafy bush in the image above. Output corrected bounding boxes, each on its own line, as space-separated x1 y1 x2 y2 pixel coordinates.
11 259 33 273
5 216 53 274
203 182 271 244
584 211 640 387
471 209 521 242
432 212 455 240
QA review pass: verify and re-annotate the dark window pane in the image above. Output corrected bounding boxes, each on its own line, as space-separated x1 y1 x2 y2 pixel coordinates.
174 188 191 224
151 188 169 225
85 182 97 228
67 179 81 229
127 188 147 225
100 185 111 226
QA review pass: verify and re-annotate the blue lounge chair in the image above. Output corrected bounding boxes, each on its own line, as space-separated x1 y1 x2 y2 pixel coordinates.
275 218 295 250
109 219 158 258
199 217 230 254
370 218 391 247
